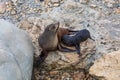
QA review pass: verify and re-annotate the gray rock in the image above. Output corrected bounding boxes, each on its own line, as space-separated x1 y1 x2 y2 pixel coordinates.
0 19 34 80
63 0 77 10
107 3 113 8
0 2 6 14
51 0 59 3
89 50 120 80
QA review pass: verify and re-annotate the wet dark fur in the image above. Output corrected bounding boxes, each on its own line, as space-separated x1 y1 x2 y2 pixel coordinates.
57 28 79 52
61 29 95 56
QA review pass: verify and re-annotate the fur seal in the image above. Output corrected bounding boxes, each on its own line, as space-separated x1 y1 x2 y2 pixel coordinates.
37 22 78 63
38 22 59 63
61 29 95 56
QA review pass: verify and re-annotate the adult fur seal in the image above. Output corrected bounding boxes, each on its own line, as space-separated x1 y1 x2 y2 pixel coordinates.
38 22 59 63
61 29 95 56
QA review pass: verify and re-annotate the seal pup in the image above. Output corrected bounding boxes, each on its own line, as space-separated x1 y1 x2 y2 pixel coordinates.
61 29 95 56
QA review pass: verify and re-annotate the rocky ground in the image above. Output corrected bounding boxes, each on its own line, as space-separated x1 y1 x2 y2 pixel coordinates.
0 0 120 80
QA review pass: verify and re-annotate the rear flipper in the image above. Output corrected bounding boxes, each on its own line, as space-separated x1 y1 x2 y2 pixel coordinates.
58 44 76 52
36 50 48 64
89 36 95 41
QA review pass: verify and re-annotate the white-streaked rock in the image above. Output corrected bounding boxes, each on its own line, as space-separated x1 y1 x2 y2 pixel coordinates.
89 50 120 80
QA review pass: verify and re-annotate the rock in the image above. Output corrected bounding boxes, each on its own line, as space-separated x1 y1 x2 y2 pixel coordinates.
73 71 85 80
45 51 61 64
5 1 13 12
53 3 60 7
11 10 16 15
64 53 79 63
107 3 113 8
105 0 109 3
11 0 18 5
11 0 18 3
18 19 32 30
44 0 50 5
49 71 59 76
51 0 60 3
0 19 34 80
80 0 89 4
90 4 97 8
115 8 120 14
0 2 6 14
35 0 40 3
43 39 95 70
63 0 77 10
62 73 71 79
89 50 120 80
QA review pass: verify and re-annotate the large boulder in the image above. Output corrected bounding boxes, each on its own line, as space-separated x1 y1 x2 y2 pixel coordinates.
18 17 96 70
89 50 120 80
0 19 34 80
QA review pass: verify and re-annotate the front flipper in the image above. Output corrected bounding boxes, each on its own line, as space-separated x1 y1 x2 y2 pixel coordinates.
36 50 48 64
75 44 82 56
58 44 76 52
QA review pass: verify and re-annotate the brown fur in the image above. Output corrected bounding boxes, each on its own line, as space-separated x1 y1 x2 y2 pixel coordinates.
38 22 59 51
57 28 70 43
37 22 59 63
